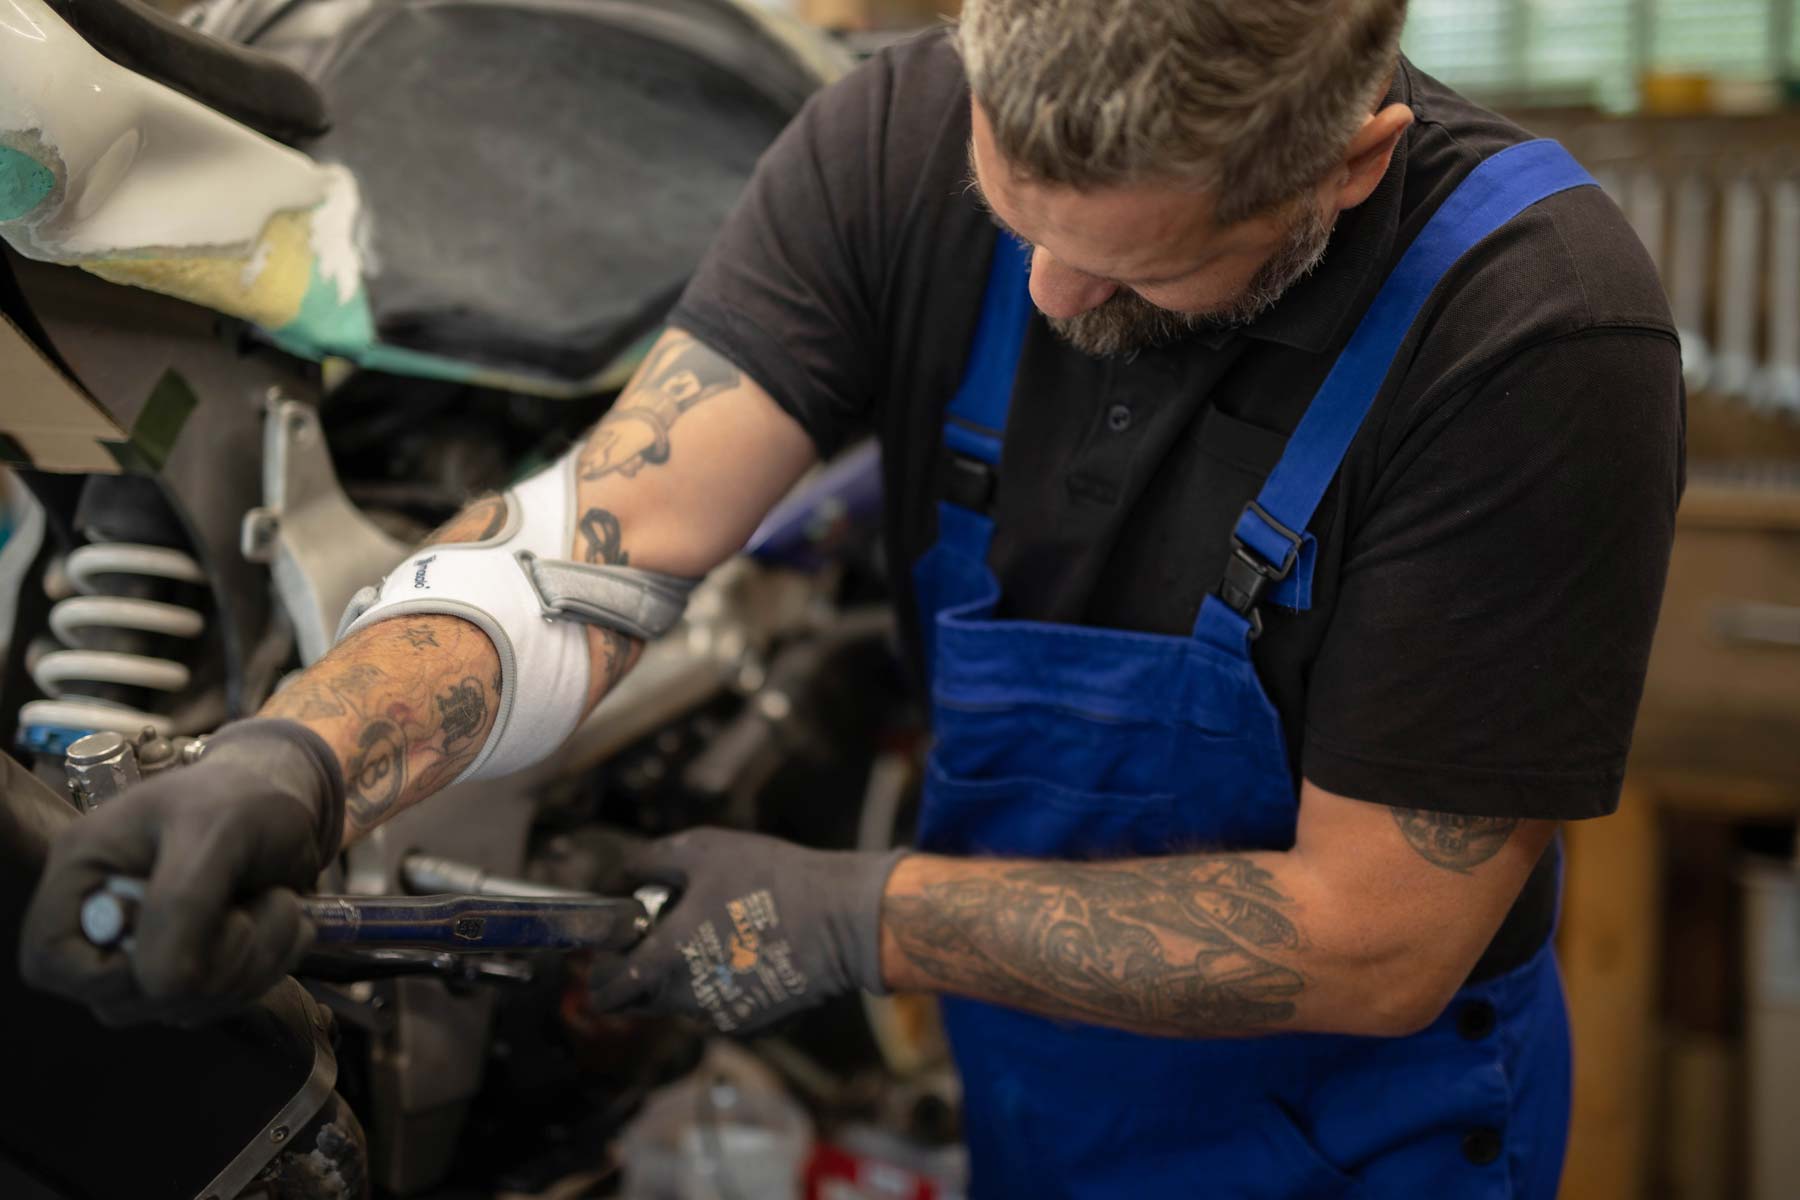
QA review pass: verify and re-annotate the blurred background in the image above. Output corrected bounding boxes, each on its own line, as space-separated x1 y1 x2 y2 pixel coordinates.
2 2 1797 1199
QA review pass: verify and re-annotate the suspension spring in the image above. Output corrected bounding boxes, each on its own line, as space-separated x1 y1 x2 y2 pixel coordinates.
20 542 208 738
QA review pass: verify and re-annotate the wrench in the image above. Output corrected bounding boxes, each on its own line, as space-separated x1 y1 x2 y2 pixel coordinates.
81 876 667 954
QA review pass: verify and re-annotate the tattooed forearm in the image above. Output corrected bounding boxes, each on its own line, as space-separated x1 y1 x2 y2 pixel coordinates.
344 720 406 826
434 676 487 754
1389 808 1518 873
268 679 347 720
577 331 741 482
261 616 501 843
883 856 1305 1037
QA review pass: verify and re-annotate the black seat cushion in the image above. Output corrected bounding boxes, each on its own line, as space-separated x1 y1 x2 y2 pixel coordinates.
308 0 813 385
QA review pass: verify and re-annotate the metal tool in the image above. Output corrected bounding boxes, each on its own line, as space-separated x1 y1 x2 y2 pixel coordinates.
400 852 589 900
82 877 664 954
63 732 141 812
62 726 206 812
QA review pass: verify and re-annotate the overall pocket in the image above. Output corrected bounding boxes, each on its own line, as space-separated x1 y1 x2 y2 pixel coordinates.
916 759 1177 858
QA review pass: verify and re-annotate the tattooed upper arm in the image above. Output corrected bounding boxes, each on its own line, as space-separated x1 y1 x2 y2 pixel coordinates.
1388 808 1520 873
578 331 742 484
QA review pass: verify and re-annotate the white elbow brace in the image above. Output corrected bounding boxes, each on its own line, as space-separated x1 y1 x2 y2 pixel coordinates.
335 449 698 782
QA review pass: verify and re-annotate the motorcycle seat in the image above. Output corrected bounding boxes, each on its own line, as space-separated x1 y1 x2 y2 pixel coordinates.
47 0 329 144
294 0 829 387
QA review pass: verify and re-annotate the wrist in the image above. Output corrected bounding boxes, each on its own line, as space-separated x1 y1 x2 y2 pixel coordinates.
877 852 941 993
206 718 348 864
837 847 909 996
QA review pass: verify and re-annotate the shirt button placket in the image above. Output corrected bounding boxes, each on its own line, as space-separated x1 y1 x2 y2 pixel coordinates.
1105 403 1133 433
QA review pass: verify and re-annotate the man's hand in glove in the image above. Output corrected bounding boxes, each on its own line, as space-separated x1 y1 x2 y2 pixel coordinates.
19 719 346 1026
590 828 906 1034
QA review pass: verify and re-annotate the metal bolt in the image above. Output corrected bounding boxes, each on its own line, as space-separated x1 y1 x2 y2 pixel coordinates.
270 1124 290 1144
64 732 140 812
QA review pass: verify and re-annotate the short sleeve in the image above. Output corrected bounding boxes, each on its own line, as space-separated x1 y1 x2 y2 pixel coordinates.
1301 330 1685 820
666 51 900 457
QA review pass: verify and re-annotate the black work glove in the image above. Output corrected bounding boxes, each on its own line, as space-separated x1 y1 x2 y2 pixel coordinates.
590 828 906 1035
19 719 345 1026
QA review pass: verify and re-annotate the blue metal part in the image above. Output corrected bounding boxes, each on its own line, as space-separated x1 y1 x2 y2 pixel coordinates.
17 723 95 759
744 440 882 570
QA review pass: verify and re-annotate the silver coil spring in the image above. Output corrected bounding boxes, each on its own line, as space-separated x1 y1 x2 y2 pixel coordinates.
20 542 208 737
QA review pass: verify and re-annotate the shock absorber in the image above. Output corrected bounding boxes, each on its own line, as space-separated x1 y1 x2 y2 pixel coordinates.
19 540 208 743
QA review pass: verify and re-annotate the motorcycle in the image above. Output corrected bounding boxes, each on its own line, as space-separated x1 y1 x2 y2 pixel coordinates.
0 1 947 1194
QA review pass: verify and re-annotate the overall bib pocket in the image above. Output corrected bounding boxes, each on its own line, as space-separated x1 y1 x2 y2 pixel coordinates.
918 760 1177 858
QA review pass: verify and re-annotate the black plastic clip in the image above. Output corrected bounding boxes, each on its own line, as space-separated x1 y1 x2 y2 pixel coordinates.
1218 501 1302 639
944 452 999 513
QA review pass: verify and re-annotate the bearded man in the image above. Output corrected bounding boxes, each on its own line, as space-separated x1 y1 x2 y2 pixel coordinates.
25 2 1682 1194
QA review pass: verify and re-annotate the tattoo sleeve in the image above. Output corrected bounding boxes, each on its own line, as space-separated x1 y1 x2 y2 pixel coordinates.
576 330 740 483
262 616 500 841
1389 808 1519 873
257 335 740 840
883 856 1306 1037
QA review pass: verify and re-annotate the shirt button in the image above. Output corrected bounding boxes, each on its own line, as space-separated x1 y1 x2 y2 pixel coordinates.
1457 1000 1497 1040
1462 1127 1503 1166
1106 403 1133 432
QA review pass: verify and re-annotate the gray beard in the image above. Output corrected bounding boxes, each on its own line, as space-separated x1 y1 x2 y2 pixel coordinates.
1047 205 1335 358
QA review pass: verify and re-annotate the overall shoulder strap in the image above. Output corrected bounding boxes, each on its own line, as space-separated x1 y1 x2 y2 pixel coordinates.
934 232 1034 557
1212 138 1597 638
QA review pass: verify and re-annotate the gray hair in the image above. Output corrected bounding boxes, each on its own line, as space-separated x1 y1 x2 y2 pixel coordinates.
957 0 1408 225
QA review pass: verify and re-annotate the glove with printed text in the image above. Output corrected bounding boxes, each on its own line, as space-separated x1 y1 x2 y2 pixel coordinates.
589 827 906 1034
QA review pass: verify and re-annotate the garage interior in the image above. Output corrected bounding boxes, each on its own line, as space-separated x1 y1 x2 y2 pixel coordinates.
1 1 1797 1198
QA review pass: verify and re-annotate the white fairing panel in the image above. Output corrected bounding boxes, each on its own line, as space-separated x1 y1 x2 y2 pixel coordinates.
0 0 333 258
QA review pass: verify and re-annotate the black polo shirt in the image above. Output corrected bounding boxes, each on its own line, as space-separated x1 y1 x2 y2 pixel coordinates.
669 31 1685 979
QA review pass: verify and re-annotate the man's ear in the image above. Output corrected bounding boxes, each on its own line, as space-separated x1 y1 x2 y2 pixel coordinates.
1330 103 1413 213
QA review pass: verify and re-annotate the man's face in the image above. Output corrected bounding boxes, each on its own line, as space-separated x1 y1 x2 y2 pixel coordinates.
968 103 1335 357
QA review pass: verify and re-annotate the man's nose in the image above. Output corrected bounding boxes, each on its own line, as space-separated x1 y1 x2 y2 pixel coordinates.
1028 247 1118 319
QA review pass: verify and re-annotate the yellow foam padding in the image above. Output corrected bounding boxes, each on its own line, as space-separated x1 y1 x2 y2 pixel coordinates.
81 207 315 330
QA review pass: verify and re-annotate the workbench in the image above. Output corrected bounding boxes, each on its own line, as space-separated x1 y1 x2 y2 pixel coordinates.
1560 464 1800 1200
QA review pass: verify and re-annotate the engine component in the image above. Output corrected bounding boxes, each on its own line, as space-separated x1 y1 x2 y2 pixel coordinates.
61 725 207 811
242 395 410 666
62 730 139 811
20 539 207 740
2 750 348 1200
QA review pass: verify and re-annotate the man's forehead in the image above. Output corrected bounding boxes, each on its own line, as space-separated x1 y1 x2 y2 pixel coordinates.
967 101 1250 282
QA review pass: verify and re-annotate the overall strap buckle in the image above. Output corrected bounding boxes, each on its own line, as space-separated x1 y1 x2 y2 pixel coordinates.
943 451 999 513
1219 501 1301 639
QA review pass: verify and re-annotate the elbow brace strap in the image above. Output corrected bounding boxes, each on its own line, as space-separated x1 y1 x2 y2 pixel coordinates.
334 449 697 782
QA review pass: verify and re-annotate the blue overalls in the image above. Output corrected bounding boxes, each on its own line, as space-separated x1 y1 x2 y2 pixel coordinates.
912 141 1595 1198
